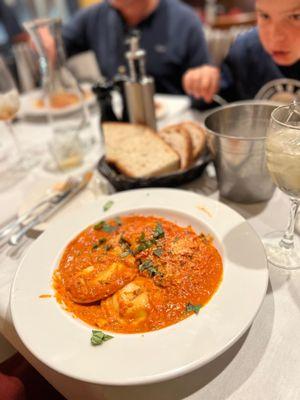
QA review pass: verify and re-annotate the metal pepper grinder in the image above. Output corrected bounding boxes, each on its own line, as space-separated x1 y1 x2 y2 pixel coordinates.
124 33 156 130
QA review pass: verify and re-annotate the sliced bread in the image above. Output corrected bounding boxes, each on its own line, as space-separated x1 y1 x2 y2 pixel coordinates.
179 121 206 159
158 124 193 169
103 122 180 178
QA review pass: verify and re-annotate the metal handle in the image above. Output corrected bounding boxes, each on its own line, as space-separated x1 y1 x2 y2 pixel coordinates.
0 195 57 241
212 94 228 106
9 217 39 246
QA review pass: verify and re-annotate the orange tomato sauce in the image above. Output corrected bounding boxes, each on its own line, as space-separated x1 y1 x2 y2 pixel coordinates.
35 90 90 109
53 215 223 333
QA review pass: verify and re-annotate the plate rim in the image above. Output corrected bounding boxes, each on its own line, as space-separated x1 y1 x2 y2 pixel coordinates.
20 85 95 118
10 188 269 385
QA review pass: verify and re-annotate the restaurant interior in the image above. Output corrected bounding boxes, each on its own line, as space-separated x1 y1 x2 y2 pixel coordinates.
0 0 299 399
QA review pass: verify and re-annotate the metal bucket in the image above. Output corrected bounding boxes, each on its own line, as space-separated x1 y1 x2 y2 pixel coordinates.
204 101 278 203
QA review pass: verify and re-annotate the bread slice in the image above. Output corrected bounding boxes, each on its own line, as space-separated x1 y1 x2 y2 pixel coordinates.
103 123 180 178
179 121 206 159
158 124 193 169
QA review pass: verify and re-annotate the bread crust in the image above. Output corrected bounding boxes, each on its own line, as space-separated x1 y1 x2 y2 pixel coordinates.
159 124 193 169
179 121 206 159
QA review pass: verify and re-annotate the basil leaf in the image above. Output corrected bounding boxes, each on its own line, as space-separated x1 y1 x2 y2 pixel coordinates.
121 250 131 258
94 220 119 233
102 223 118 233
153 247 163 257
98 238 107 244
135 243 147 253
94 221 104 230
103 200 114 212
153 222 164 239
91 330 113 346
115 216 122 226
92 243 99 250
139 232 146 242
139 259 159 277
186 303 202 314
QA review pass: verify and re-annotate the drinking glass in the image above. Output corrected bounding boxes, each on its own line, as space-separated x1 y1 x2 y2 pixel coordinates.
0 57 30 170
264 103 300 270
24 18 94 171
0 57 37 171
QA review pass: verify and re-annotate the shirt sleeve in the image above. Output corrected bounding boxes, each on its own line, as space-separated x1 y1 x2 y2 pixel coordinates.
62 8 91 58
184 15 210 70
218 37 243 102
0 0 22 40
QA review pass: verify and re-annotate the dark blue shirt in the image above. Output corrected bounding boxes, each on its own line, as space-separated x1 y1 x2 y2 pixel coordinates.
62 0 209 94
220 28 300 102
0 0 22 42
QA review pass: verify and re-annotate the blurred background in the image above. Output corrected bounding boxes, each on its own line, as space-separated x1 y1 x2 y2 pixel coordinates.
0 0 256 92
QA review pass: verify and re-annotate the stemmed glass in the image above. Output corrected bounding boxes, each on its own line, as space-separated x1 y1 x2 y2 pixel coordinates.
264 102 300 270
0 57 37 172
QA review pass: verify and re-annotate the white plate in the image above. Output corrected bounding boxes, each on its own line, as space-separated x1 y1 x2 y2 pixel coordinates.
154 99 168 119
20 84 95 118
10 188 268 385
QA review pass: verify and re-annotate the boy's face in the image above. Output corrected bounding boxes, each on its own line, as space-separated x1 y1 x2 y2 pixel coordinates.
256 0 300 65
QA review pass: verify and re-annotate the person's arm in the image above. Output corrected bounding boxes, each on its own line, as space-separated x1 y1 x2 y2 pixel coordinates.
62 7 92 58
218 37 245 103
0 0 22 41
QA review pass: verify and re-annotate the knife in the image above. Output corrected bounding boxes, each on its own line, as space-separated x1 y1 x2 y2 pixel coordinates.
0 177 77 242
9 171 93 246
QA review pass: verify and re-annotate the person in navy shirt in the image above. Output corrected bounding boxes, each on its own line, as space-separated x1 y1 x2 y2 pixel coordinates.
61 0 219 102
198 0 300 103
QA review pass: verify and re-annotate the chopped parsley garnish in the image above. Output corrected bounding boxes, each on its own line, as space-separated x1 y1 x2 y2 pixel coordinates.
115 216 122 226
119 235 133 257
94 221 119 233
186 303 202 314
120 250 131 258
153 222 164 240
138 259 159 277
119 235 130 246
91 237 107 251
134 231 155 254
140 232 146 242
153 247 163 257
103 200 114 212
135 243 149 253
91 330 113 346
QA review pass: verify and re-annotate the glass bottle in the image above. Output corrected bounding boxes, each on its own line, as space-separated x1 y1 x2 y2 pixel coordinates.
24 18 94 171
113 65 129 123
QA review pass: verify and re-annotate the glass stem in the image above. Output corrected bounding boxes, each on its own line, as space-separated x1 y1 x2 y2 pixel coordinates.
279 197 300 250
6 121 23 158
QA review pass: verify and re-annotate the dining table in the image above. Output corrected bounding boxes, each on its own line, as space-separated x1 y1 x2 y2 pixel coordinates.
0 93 299 400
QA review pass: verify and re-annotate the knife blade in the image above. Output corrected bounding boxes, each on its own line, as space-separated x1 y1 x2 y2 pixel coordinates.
9 171 93 246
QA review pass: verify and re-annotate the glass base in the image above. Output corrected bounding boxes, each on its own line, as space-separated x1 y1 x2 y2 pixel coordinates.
263 231 300 270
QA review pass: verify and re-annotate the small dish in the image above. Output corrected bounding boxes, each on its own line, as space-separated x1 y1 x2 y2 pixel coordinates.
97 152 211 191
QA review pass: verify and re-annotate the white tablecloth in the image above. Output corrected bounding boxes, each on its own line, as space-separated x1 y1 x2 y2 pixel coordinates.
0 95 300 400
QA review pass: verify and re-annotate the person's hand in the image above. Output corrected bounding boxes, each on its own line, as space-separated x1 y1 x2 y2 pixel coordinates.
182 65 220 103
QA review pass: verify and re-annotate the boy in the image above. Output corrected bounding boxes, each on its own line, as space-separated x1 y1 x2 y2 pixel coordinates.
187 0 300 102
